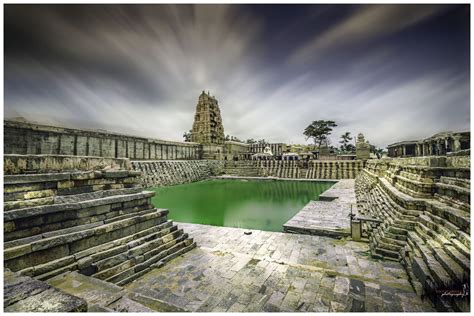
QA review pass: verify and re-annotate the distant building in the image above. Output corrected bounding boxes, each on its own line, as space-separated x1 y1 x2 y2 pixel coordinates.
249 143 287 157
387 131 470 158
224 141 250 161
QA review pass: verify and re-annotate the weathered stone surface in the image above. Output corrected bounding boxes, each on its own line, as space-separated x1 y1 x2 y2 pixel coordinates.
356 157 470 312
4 270 87 312
4 173 70 184
126 223 435 312
4 244 32 260
47 271 125 307
284 179 354 237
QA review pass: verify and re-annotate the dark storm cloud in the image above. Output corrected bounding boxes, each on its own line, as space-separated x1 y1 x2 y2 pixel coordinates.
4 4 470 147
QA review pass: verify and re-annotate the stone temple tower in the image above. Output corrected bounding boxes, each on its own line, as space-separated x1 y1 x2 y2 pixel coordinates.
191 91 225 145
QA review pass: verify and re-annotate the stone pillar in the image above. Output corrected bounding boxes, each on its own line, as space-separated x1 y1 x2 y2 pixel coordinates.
436 140 443 155
453 135 462 152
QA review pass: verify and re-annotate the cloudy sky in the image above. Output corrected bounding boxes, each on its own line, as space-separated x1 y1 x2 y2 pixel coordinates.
4 4 470 148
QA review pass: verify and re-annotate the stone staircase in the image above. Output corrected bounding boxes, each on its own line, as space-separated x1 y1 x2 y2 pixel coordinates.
4 155 196 291
355 157 470 312
224 161 263 177
223 160 365 180
132 160 224 187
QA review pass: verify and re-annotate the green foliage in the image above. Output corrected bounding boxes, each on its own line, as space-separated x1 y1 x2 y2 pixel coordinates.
339 132 353 152
183 130 192 142
225 135 242 142
303 120 337 148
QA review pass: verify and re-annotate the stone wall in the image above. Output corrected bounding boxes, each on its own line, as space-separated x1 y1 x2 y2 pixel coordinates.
4 120 201 160
4 154 131 175
131 160 224 187
224 160 365 179
355 156 470 311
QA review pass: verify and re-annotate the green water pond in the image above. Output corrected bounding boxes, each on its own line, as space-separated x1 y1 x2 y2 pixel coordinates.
148 179 335 232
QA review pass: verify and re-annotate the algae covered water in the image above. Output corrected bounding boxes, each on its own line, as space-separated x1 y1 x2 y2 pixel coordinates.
149 179 334 232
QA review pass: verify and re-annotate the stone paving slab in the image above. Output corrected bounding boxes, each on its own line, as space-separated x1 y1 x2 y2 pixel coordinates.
126 223 435 312
283 179 356 237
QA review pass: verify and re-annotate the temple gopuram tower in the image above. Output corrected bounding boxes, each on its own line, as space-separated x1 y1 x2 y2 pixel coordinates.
191 91 225 159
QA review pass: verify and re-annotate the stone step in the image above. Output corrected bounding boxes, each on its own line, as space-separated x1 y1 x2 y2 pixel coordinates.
456 231 470 249
5 209 170 273
127 292 188 312
93 228 185 277
415 221 451 249
4 193 157 242
53 187 143 204
417 243 452 289
29 223 189 284
435 182 470 197
388 226 408 236
451 239 470 258
115 239 196 286
426 200 470 233
380 234 406 247
377 239 402 252
439 176 470 189
434 194 470 212
4 269 88 312
433 248 467 283
420 213 457 240
374 247 399 260
4 191 155 222
443 245 469 273
4 171 140 207
92 231 188 282
112 235 192 283
6 209 164 249
383 231 407 242
46 271 151 312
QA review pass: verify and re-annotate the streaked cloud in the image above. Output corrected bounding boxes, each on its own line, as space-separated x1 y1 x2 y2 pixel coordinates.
289 4 450 65
4 4 470 148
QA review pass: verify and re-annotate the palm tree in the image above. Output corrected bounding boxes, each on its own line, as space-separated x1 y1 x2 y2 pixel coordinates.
339 132 353 152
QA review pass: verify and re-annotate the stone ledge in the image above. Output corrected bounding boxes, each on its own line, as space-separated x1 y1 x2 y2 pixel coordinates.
4 269 87 312
4 191 155 221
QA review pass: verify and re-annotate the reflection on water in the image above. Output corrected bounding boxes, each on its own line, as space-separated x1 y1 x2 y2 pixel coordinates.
149 179 335 232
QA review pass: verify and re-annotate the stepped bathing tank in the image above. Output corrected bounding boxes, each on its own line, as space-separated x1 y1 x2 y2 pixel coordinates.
3 115 471 312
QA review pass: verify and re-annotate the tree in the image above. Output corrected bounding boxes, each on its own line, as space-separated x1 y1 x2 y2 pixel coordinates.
369 144 386 158
374 147 385 159
183 130 192 142
345 144 356 153
303 120 337 148
246 138 256 144
257 139 267 145
339 132 353 152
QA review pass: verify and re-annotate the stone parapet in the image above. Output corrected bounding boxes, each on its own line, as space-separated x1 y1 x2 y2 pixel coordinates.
4 119 201 160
